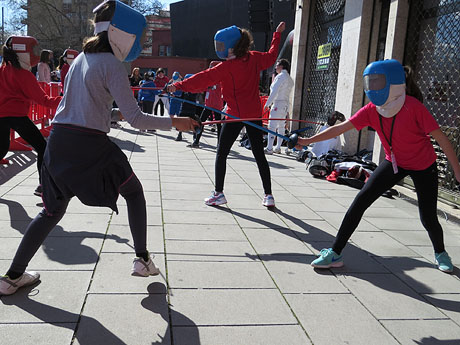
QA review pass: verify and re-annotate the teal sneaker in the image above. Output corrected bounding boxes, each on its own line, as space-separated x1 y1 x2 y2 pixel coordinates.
311 248 344 268
435 251 453 273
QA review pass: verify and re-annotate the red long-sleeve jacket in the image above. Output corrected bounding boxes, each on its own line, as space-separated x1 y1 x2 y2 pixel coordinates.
0 64 62 118
173 31 281 119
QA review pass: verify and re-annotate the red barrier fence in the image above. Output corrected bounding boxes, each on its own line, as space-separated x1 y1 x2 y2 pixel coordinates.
7 82 61 153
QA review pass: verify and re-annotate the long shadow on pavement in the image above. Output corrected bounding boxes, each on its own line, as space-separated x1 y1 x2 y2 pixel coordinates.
0 283 126 345
222 206 460 313
0 198 128 266
142 282 201 345
0 152 37 186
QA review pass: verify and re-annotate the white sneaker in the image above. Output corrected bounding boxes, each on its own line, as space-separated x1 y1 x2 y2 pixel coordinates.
204 191 227 206
0 271 40 295
262 194 275 207
273 148 281 154
131 254 160 277
264 148 273 155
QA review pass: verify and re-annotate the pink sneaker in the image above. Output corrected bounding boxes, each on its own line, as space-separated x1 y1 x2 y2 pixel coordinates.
204 191 227 206
262 194 275 207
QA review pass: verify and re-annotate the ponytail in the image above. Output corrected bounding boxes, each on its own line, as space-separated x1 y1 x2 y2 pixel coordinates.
404 66 423 103
2 38 21 69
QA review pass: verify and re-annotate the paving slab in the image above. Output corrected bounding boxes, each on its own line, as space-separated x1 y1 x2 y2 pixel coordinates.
169 289 297 326
0 271 91 323
74 292 171 345
316 211 381 232
307 241 390 273
103 224 165 253
375 256 460 293
337 273 445 319
231 208 287 228
261 254 350 293
164 223 247 241
163 209 236 225
89 253 166 293
167 261 276 289
0 323 75 345
173 325 312 345
408 245 460 265
381 319 460 345
243 227 312 254
423 293 460 324
165 240 257 262
111 205 162 226
285 294 399 345
350 231 420 257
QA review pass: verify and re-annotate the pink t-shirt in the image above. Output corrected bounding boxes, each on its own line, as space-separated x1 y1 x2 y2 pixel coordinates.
350 96 439 170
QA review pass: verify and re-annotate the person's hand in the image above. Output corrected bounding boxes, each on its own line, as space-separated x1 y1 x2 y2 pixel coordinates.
171 116 200 132
295 137 311 149
167 84 176 93
276 22 286 33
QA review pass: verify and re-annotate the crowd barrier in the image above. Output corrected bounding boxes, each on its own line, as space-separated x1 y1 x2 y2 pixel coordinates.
7 82 61 153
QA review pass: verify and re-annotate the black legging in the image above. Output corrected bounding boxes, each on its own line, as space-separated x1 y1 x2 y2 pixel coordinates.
0 116 46 182
7 174 147 276
215 121 271 195
193 108 222 145
333 160 445 254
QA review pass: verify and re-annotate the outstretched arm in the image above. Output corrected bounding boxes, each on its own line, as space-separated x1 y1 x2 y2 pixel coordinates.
430 128 460 182
296 120 355 148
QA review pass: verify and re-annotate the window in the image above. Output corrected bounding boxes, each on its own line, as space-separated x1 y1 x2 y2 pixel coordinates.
158 45 171 57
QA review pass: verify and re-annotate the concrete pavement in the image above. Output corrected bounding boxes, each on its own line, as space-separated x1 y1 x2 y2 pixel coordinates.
1 123 460 345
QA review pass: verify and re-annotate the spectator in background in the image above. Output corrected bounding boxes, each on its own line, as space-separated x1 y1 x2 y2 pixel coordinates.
153 68 169 115
192 61 224 148
175 73 197 142
0 36 62 196
58 49 79 92
168 71 183 116
129 67 142 99
37 49 52 83
138 70 157 114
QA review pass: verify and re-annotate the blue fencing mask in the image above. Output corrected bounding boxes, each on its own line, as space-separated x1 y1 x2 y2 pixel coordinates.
214 25 241 60
172 71 181 81
363 59 406 118
93 0 147 62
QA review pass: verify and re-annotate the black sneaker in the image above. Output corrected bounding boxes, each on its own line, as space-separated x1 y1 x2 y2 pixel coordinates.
175 133 182 141
34 185 43 197
191 142 200 148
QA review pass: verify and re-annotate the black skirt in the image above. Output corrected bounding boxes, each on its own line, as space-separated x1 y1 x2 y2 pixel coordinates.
42 124 133 215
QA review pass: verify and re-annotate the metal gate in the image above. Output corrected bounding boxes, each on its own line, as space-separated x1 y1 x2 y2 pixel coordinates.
301 0 345 134
404 0 460 204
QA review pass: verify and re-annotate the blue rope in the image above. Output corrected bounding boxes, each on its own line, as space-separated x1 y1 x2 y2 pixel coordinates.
160 94 291 141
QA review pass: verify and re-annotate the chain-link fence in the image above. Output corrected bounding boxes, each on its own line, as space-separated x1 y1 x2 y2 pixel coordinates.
300 0 345 135
404 0 460 203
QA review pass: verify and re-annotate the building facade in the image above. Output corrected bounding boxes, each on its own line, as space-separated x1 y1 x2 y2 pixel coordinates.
290 0 459 204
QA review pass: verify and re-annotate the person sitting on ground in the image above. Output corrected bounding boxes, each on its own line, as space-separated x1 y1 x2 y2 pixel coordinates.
296 59 460 273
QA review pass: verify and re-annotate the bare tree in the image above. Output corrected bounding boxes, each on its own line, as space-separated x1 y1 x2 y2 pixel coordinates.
3 0 165 55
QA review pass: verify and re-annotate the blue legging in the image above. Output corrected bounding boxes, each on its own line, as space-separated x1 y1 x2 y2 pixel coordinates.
333 160 445 254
